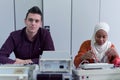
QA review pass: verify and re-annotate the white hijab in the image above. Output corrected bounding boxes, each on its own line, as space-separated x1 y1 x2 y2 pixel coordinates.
91 22 111 62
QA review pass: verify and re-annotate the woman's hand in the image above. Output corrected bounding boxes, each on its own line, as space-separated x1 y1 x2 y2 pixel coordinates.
105 48 118 57
81 50 94 60
105 48 119 62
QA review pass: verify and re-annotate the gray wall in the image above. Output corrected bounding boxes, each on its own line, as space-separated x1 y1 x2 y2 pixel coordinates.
0 0 120 60
43 0 71 53
0 0 14 47
72 0 100 58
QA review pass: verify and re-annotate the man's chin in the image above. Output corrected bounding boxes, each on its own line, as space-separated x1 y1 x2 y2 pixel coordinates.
28 30 36 33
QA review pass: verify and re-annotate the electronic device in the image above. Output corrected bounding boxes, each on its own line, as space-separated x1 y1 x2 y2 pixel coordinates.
0 64 36 80
72 67 120 80
39 51 72 73
0 66 29 80
79 63 114 69
37 72 72 80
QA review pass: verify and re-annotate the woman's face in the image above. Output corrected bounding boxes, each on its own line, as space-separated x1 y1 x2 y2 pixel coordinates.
95 29 108 45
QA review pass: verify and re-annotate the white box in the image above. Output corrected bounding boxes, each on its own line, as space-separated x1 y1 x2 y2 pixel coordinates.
0 66 29 80
72 68 120 80
80 63 114 69
39 51 72 73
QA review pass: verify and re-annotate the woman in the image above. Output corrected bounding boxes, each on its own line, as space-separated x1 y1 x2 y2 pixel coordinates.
74 22 119 68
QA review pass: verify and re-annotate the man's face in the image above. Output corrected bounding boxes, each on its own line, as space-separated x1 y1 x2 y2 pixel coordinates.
25 13 42 34
95 29 108 45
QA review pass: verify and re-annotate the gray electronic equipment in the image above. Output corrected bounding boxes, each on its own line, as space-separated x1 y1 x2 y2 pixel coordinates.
39 51 72 73
72 67 120 80
37 72 72 80
0 65 29 80
79 63 114 69
0 64 36 80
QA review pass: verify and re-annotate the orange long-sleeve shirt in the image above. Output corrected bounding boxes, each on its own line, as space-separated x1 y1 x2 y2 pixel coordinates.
74 40 119 68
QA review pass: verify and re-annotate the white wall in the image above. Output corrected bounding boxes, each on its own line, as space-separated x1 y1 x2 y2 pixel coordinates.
43 0 71 53
100 0 120 55
72 0 100 58
0 0 14 47
0 0 120 60
0 0 15 59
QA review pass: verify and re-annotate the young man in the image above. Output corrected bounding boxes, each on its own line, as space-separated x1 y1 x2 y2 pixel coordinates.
0 6 55 64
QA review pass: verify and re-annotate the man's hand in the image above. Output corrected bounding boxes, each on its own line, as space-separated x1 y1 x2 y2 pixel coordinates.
14 58 33 64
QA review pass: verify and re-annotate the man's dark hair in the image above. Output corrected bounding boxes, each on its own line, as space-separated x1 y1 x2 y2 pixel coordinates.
25 6 42 20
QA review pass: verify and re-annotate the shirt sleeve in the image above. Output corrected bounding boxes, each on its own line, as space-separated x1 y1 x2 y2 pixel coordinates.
43 30 55 50
31 58 39 64
74 40 91 68
108 44 119 63
0 33 15 64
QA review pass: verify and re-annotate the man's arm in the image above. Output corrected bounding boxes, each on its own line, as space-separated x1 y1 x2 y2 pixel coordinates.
0 34 15 64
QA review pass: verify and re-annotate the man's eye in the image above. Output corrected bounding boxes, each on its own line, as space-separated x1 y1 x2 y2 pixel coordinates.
35 20 39 23
28 18 40 23
28 18 33 22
